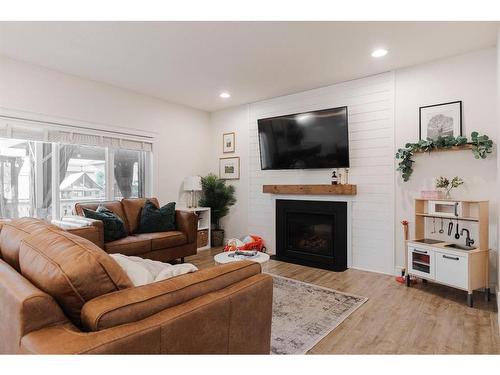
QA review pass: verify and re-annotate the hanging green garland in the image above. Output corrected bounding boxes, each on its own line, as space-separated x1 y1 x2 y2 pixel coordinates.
395 132 493 182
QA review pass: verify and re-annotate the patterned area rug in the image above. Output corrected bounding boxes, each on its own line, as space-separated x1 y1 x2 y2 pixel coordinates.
271 274 367 354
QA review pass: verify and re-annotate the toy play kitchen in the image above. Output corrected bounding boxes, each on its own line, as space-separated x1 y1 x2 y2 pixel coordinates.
405 198 490 307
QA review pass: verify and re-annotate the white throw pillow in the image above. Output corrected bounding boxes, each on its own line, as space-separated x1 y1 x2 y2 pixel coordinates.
110 253 198 286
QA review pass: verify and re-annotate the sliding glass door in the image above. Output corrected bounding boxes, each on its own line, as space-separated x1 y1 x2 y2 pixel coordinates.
0 137 152 220
0 139 53 219
59 145 107 217
113 149 147 200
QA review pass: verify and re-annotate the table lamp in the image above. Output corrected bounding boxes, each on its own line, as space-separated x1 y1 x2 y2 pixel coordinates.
183 175 202 208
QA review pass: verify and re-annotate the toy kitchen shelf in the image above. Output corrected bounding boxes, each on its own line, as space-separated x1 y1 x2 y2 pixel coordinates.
406 198 490 307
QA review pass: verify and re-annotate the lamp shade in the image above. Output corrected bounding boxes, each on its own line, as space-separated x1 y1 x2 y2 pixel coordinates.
183 175 202 191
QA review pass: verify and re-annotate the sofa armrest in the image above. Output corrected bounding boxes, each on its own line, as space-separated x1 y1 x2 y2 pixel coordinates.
56 216 104 248
81 260 262 331
66 226 103 248
175 210 198 244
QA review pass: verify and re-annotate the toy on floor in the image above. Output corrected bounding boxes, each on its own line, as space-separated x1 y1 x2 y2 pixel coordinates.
223 235 266 252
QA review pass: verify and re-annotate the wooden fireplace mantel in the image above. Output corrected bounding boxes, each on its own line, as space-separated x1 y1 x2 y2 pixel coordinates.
262 184 357 196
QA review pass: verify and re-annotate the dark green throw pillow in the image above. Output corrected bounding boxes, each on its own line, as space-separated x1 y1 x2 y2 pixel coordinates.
83 205 127 243
138 200 176 233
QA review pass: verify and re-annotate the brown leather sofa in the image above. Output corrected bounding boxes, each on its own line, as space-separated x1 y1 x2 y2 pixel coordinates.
0 218 273 354
67 197 198 263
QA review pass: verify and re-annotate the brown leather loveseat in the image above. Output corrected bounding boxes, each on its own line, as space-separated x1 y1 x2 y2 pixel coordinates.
0 218 273 354
66 197 197 263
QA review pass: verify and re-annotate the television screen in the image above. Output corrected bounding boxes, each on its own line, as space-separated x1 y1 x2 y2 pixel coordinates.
257 106 349 170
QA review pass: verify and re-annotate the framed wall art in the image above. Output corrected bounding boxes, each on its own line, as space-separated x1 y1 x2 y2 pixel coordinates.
219 156 240 180
223 132 235 153
419 101 462 140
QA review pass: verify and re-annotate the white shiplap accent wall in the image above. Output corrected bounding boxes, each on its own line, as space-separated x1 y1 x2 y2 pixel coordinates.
247 72 396 275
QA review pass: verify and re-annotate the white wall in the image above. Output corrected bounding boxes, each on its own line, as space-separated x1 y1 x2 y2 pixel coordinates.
0 56 211 205
395 48 498 287
210 48 498 279
210 72 396 275
209 105 250 238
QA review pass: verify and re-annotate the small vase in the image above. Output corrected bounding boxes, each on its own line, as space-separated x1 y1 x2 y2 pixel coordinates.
445 190 452 199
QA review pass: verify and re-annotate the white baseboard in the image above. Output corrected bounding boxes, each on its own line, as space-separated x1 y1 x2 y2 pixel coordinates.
394 266 404 276
497 286 499 334
349 265 395 277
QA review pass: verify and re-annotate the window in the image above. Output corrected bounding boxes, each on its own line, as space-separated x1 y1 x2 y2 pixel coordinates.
0 136 151 220
59 145 106 217
0 139 53 219
113 149 146 200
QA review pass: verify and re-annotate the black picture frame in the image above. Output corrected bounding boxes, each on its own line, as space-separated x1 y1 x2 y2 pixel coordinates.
419 101 462 141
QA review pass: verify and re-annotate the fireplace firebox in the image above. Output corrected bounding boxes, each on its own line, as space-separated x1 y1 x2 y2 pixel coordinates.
274 199 347 271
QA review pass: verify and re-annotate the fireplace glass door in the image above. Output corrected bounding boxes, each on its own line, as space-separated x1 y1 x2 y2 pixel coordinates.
287 212 334 257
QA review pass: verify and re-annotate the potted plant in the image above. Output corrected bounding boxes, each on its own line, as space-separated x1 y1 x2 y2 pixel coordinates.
435 176 464 199
199 174 236 247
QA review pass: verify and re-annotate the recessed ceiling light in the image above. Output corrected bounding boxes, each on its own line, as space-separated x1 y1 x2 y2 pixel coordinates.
371 49 388 58
219 92 231 99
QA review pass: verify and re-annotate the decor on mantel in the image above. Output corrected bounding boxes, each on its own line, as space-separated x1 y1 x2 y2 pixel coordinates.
331 168 349 185
435 176 464 199
199 174 236 247
395 132 493 181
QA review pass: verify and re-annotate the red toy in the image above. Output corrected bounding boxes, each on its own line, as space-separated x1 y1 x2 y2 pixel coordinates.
223 235 266 252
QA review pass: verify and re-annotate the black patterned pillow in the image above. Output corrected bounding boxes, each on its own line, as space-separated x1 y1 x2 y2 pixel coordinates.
137 200 176 233
83 206 127 243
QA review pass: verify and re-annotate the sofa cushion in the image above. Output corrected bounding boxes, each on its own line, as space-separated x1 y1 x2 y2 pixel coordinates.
75 201 130 233
83 206 127 243
0 218 57 271
138 200 176 234
104 234 152 256
138 231 188 251
18 227 133 327
122 197 159 234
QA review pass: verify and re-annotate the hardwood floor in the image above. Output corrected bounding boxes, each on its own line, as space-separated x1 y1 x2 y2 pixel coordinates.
186 247 500 354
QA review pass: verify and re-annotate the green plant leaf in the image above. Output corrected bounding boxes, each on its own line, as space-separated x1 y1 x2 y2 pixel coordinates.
396 132 493 182
199 174 236 230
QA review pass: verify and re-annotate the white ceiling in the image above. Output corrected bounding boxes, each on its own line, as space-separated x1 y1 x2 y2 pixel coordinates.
0 22 497 112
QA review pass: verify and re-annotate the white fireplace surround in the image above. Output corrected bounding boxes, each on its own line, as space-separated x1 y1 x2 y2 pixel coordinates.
247 72 396 275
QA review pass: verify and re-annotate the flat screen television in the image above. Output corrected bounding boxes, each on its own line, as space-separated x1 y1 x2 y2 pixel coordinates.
257 106 349 170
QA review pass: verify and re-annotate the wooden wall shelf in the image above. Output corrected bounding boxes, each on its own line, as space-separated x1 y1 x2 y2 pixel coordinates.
413 144 473 154
262 184 357 195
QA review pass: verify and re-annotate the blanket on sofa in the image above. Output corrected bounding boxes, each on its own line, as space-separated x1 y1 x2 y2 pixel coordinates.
110 253 198 286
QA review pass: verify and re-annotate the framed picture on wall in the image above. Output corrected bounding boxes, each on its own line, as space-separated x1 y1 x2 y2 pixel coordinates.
219 157 240 180
419 101 462 140
223 132 235 153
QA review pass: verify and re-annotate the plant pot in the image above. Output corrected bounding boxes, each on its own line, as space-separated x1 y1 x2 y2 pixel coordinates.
211 229 225 247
